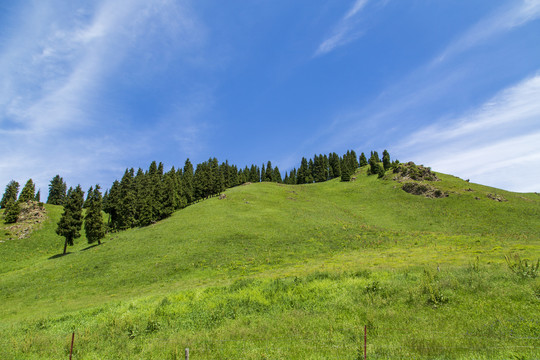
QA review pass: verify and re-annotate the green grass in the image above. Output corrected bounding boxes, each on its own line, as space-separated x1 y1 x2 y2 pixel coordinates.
0 169 539 359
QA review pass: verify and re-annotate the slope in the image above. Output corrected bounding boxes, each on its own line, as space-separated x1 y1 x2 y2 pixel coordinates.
0 169 539 359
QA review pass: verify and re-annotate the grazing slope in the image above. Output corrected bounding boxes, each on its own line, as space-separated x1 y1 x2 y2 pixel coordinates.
1 169 539 359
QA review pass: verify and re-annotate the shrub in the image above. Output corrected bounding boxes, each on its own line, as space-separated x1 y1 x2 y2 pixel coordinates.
505 255 539 279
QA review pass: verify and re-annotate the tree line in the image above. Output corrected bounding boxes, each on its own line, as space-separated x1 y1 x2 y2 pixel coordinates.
1 149 396 253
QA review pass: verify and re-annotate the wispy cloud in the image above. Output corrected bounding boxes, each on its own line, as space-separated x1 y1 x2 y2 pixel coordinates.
0 0 207 191
397 73 540 192
314 0 370 56
434 0 540 63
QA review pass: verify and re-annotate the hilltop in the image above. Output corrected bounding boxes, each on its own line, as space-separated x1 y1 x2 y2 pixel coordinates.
0 167 539 359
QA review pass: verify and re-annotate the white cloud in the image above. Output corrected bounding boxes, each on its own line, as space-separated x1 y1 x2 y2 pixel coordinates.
0 0 207 192
435 0 540 63
314 0 370 56
397 73 540 192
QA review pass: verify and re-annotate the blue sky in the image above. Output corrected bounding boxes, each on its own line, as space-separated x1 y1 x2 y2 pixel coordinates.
1 0 540 194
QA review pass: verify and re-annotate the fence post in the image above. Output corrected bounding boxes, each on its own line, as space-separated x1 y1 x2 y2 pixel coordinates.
69 332 75 360
185 347 189 360
364 325 367 360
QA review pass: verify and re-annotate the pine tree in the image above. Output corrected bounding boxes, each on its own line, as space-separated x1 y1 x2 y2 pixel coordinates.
35 190 41 202
83 186 93 208
3 198 20 223
265 161 273 182
382 149 391 171
297 158 308 184
47 175 67 205
359 153 368 167
56 185 84 254
273 167 282 183
183 159 194 204
0 180 20 209
18 179 35 202
84 185 105 245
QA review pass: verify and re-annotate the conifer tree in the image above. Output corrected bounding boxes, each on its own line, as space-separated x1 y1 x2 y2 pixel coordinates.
56 185 84 254
3 198 20 223
329 153 341 178
35 190 41 202
359 152 368 167
84 186 93 208
183 159 194 204
261 163 266 181
297 158 308 184
382 149 391 171
84 185 105 245
265 161 273 182
18 179 35 202
272 166 283 184
47 175 67 205
0 180 20 209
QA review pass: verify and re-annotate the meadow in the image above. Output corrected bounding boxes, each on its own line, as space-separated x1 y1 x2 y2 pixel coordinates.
0 169 538 359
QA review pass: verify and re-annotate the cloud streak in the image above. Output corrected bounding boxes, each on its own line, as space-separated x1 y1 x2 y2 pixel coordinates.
397 73 540 192
0 0 207 191
314 0 369 56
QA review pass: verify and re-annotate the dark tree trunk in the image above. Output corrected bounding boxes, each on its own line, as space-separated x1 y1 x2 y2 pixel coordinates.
63 239 68 254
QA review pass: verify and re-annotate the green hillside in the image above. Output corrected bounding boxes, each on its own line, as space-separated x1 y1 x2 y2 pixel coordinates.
1 169 539 359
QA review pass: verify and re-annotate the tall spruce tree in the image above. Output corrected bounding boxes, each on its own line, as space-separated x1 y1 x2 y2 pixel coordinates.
47 175 67 205
183 159 194 204
382 149 391 171
84 185 105 245
35 190 41 202
0 180 20 209
3 198 20 223
56 185 84 254
265 161 273 182
359 152 368 167
18 179 35 202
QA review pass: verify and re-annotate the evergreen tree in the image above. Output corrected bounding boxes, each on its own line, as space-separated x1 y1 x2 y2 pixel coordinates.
350 150 359 169
329 153 341 178
18 179 35 202
84 186 93 208
359 152 368 167
1 180 20 209
183 159 194 204
3 198 20 224
84 185 105 245
56 185 84 254
117 169 136 229
297 158 308 184
261 163 266 181
273 166 282 183
47 175 67 205
265 161 273 182
382 149 391 171
35 190 41 202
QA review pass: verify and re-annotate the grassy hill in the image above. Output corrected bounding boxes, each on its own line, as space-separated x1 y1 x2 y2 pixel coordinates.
0 168 539 359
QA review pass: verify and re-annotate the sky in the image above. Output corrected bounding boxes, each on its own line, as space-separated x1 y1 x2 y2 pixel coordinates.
1 0 540 195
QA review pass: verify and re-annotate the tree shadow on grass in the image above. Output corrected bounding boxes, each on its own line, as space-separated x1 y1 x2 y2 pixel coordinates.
81 242 104 251
48 252 72 260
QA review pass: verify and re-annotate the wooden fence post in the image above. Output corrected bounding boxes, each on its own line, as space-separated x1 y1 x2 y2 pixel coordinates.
185 347 189 360
69 332 75 360
364 325 367 360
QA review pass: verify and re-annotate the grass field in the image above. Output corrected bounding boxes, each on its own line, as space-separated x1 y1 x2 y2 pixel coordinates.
1 168 539 359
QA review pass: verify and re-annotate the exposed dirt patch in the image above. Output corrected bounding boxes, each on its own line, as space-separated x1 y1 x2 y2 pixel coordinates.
487 193 507 202
242 182 252 186
393 162 439 182
4 201 47 240
402 182 448 198
219 194 227 200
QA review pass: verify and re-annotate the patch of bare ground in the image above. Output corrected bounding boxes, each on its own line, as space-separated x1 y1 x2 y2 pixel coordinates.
5 201 47 240
401 182 448 198
393 162 439 182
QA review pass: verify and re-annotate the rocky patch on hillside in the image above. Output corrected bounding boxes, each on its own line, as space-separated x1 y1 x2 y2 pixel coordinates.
402 182 448 198
393 162 439 182
4 201 47 240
